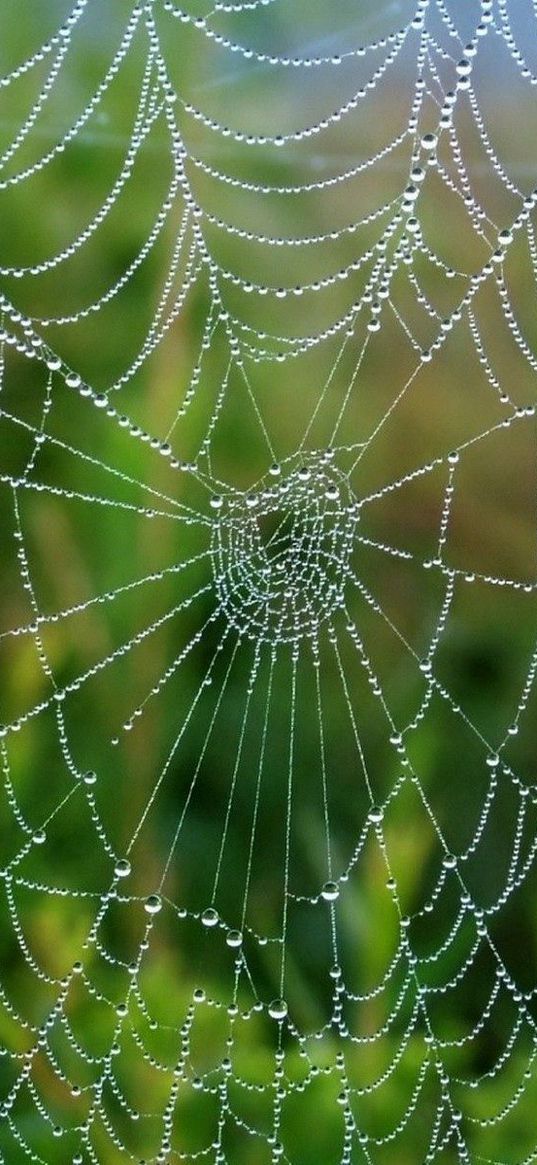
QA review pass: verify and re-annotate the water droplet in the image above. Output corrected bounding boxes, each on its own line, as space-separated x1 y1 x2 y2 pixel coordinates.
210 495 223 510
404 184 419 204
144 894 162 915
114 858 131 878
226 929 243 948
268 998 288 1020
32 829 46 845
421 132 437 151
82 770 97 785
321 880 339 902
201 907 219 928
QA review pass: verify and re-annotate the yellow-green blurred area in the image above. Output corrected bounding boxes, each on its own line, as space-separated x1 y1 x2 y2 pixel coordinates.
1 1 537 1162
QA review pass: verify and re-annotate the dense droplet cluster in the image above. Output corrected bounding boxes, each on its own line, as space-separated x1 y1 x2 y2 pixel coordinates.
212 456 358 644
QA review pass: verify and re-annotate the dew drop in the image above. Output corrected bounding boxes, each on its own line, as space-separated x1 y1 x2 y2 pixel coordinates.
114 858 131 878
321 880 339 902
32 829 46 845
404 183 419 203
201 907 219 928
226 929 243 948
144 894 162 914
268 998 288 1020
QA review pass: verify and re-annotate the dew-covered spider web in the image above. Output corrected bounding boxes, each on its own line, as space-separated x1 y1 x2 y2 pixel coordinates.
1 0 537 1162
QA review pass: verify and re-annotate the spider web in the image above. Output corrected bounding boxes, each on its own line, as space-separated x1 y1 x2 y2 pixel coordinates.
1 0 537 1161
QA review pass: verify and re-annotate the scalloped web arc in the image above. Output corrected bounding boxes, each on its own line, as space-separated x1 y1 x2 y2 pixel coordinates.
1 0 537 1163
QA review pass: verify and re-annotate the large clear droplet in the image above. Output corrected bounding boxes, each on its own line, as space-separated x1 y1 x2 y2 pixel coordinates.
226 929 243 948
144 894 162 915
321 881 339 902
268 998 288 1020
114 858 131 878
201 907 219 928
